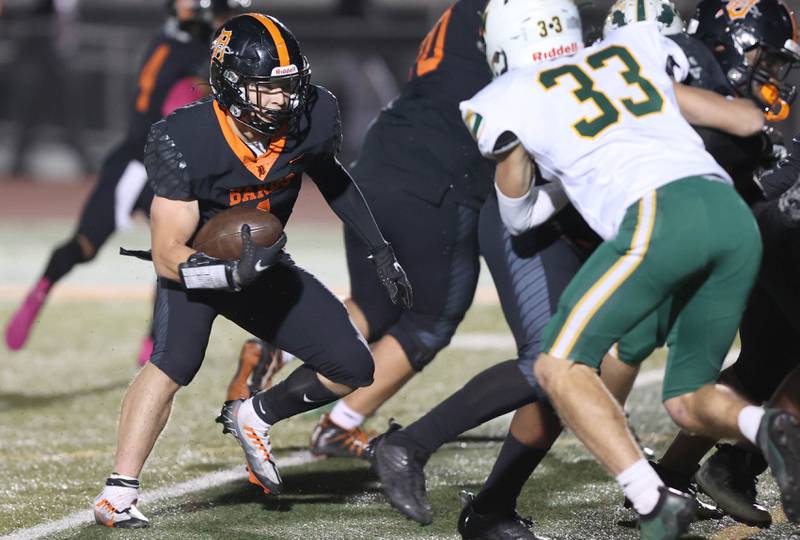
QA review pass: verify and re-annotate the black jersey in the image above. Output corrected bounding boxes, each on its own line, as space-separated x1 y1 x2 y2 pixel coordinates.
671 32 768 203
144 85 341 230
126 23 209 156
365 0 495 207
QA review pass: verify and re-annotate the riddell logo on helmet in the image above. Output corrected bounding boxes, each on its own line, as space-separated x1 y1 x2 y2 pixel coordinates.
271 65 299 76
532 42 580 63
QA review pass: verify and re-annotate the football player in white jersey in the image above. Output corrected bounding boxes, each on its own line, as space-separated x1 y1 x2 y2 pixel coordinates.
461 0 800 538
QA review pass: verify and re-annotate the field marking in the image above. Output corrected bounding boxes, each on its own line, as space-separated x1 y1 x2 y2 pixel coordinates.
2 451 316 540
3 345 741 539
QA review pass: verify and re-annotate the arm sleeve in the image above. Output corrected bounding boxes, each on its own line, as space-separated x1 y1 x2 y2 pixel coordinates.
144 120 194 200
306 154 387 252
495 181 569 235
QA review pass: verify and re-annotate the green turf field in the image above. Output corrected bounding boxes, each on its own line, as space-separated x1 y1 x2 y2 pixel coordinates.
0 222 796 539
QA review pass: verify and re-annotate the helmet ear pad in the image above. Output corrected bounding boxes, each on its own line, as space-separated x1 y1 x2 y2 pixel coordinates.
209 14 312 136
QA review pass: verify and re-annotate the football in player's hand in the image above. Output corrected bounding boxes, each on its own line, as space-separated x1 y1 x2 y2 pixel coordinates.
192 207 283 260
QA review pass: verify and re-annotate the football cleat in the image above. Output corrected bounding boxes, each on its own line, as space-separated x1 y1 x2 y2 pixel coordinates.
756 408 800 523
5 277 51 351
216 399 282 494
93 477 149 529
694 444 771 527
226 339 286 401
370 422 432 525
624 461 723 520
309 413 374 459
637 486 696 540
457 491 549 539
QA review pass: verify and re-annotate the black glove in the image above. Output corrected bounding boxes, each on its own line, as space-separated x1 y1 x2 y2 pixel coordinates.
235 224 287 288
178 224 286 291
369 243 413 310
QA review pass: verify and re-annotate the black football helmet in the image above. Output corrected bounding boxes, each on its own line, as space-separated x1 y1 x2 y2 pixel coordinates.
209 13 311 136
691 0 800 120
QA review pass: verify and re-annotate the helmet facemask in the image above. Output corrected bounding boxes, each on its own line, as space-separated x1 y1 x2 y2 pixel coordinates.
723 27 800 120
221 66 311 136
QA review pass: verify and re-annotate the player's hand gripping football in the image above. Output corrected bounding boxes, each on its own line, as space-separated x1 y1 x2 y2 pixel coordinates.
369 243 413 310
235 224 287 288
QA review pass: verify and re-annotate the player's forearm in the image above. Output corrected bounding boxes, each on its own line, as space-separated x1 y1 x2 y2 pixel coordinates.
675 83 764 137
152 243 196 282
494 144 534 198
309 156 387 252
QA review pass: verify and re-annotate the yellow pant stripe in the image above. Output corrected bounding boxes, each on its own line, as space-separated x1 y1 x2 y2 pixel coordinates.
550 192 657 359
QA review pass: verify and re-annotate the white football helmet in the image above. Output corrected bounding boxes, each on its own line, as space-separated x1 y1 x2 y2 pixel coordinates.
603 0 684 37
482 0 583 77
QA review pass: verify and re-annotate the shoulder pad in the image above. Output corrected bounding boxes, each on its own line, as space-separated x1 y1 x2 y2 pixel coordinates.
144 120 193 200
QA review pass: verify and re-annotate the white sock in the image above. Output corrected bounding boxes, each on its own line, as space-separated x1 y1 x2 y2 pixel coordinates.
616 459 664 516
240 397 271 431
738 405 765 445
329 401 365 430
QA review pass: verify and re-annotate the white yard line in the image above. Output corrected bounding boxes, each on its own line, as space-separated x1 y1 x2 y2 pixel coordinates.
2 451 316 540
3 339 742 539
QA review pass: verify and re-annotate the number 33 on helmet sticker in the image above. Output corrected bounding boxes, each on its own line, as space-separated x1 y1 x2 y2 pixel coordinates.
537 16 563 37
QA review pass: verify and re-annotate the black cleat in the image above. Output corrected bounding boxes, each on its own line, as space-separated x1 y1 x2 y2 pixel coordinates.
371 423 432 525
637 486 696 540
757 409 800 523
624 461 723 520
694 444 771 527
457 491 548 540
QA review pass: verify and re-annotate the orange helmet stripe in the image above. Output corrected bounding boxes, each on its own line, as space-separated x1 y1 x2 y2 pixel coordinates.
247 13 290 67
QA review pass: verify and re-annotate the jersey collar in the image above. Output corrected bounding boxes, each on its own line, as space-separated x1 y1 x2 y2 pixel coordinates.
213 100 286 181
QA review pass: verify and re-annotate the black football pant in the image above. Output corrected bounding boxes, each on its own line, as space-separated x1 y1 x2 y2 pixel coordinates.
150 254 373 389
346 182 480 371
731 198 800 401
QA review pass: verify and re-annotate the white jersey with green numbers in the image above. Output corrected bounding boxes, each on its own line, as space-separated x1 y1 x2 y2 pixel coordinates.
460 22 731 240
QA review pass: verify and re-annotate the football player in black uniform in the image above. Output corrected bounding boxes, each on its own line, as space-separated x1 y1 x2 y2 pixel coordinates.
308 0 501 457
4 0 240 362
92 13 411 528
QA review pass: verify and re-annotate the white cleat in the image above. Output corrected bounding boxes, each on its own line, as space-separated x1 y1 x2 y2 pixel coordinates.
216 398 283 494
93 480 149 529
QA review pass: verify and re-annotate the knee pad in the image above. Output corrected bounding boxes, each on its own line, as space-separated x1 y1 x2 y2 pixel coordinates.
389 314 461 371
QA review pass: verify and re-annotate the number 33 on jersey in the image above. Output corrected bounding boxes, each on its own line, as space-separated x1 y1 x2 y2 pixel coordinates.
461 22 729 240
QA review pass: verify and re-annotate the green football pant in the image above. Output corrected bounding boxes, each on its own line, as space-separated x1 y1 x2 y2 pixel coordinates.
541 176 761 401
